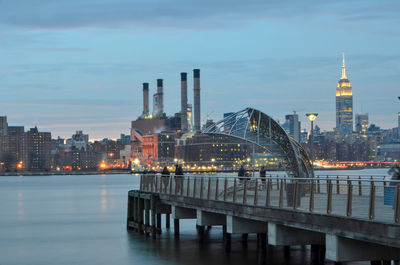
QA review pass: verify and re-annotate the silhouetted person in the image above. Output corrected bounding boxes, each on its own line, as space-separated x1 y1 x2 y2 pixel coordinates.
161 166 170 192
175 165 184 193
259 166 266 183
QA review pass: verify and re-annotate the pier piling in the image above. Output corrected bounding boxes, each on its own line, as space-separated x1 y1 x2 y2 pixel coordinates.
174 219 180 238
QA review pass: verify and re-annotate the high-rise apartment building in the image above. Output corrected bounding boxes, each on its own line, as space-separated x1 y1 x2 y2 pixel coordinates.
355 114 369 133
336 53 353 134
0 116 7 136
21 127 52 171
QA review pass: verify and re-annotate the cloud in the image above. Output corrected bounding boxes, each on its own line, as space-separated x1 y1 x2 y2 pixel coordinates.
1 0 398 30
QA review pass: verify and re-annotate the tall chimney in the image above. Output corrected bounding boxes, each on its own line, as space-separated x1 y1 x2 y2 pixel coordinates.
142 83 149 117
157 79 164 117
180 72 188 131
193 69 200 132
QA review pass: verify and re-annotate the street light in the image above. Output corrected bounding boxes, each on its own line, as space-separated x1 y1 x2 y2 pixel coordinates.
306 113 318 166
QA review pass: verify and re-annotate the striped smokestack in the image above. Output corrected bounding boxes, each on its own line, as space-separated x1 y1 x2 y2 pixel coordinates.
193 69 200 132
180 72 188 131
142 83 149 116
157 79 164 117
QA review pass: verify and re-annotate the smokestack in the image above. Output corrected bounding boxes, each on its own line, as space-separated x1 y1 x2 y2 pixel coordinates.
142 83 149 117
157 79 164 117
193 69 200 132
180 73 188 131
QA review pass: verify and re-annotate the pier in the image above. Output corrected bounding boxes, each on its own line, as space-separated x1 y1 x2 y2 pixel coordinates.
127 174 400 264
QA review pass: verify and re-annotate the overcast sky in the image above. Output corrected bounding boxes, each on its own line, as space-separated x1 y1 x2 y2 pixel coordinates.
1 0 399 139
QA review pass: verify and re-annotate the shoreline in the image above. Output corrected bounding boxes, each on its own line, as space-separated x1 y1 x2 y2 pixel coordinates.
0 170 131 177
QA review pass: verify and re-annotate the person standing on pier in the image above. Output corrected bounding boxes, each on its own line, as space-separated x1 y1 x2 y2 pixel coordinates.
161 166 170 192
259 166 266 184
175 164 184 193
238 165 245 182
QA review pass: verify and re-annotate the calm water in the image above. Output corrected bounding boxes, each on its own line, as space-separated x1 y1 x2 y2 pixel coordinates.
0 169 390 265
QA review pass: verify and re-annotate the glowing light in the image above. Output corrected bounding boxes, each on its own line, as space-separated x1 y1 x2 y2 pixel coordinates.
306 113 318 121
16 161 23 169
99 162 107 170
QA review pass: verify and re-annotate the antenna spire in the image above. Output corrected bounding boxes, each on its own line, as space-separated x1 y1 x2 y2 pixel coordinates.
341 52 347 79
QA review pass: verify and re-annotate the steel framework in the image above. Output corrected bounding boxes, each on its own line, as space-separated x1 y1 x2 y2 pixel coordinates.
202 108 314 178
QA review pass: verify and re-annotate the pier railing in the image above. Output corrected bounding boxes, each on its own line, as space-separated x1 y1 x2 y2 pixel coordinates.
140 174 400 224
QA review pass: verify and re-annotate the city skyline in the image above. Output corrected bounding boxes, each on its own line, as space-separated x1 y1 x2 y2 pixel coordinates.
1 0 399 139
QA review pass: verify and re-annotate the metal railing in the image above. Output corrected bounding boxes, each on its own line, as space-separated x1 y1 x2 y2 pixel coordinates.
140 174 400 224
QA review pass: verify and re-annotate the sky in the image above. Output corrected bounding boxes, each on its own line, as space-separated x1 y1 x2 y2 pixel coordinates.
1 0 399 139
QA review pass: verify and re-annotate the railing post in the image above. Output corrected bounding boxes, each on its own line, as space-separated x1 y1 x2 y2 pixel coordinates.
293 180 299 210
169 176 172 194
155 176 158 192
207 178 211 200
215 178 219 201
186 177 190 197
369 181 375 220
279 180 283 208
223 178 227 202
358 176 362 196
327 180 332 214
336 176 340 194
151 176 154 192
317 176 320 194
200 177 204 199
243 179 248 204
254 179 258 206
266 179 271 206
140 175 143 190
276 177 279 190
193 177 197 198
394 184 400 223
346 181 353 217
181 177 184 196
309 180 314 212
233 178 237 203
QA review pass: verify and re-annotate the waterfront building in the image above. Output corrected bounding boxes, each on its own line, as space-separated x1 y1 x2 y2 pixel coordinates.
142 132 176 163
21 127 52 171
175 133 256 168
0 116 7 136
336 53 353 134
65 150 99 170
0 126 24 171
355 114 369 133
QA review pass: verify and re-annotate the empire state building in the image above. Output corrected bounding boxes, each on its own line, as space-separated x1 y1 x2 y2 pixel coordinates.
336 53 353 134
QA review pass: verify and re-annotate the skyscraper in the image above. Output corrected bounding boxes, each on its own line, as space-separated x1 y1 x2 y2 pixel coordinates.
285 112 301 142
355 114 369 133
336 53 353 134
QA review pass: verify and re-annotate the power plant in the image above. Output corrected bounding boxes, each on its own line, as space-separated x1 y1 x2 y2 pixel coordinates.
131 69 201 136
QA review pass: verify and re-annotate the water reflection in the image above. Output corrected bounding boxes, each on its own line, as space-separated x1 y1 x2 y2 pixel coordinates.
101 187 108 213
17 191 24 219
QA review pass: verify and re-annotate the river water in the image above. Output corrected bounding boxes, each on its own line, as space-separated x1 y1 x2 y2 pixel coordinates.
0 169 390 265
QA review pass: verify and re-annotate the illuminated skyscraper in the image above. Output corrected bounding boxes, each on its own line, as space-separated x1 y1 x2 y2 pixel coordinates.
336 53 353 134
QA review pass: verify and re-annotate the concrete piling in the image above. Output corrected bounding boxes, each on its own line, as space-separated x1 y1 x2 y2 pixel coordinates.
174 219 180 238
166 213 170 228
